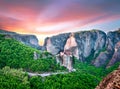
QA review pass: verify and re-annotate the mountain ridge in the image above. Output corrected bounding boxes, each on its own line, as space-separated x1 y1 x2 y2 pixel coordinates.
1 28 120 68
0 29 41 49
44 29 120 68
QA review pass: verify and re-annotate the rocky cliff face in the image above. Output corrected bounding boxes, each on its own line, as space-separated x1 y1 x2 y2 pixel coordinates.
96 66 120 89
107 42 120 67
44 29 120 67
44 33 70 54
75 30 107 62
56 52 74 72
0 29 41 49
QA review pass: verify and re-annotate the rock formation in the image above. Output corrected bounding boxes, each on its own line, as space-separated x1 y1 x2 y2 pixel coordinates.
64 33 77 50
0 29 41 49
55 33 77 71
56 51 73 72
46 37 60 55
96 67 120 89
64 33 79 59
33 51 40 60
93 51 109 67
44 33 70 54
1 28 120 68
45 29 120 68
107 41 120 67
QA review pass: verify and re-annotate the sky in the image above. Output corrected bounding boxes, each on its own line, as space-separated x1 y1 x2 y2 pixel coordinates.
0 0 120 45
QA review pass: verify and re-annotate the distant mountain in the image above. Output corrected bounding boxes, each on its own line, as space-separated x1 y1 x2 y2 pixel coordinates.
0 29 16 34
44 29 120 68
0 29 41 49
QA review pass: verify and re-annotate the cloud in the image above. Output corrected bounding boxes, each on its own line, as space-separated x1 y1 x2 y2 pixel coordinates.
0 0 120 35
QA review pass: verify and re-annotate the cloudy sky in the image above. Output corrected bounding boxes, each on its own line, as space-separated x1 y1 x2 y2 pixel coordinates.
0 0 120 45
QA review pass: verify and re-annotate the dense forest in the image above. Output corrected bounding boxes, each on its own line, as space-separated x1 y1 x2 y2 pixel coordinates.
0 34 120 89
0 34 65 72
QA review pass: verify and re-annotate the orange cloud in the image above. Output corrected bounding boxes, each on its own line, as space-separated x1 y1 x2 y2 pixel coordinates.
0 0 120 45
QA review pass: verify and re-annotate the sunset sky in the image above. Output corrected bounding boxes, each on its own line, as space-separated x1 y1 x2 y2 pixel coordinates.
0 0 120 45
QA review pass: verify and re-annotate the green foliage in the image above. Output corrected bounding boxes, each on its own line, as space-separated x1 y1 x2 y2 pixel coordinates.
30 76 43 89
1 66 100 89
29 71 100 89
46 72 99 89
0 34 119 89
0 34 65 72
104 62 120 76
1 63 118 89
85 51 95 63
73 59 106 78
29 58 110 89
0 66 30 89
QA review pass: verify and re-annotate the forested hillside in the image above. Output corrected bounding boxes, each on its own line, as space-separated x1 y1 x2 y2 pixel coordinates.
0 34 120 89
0 34 65 72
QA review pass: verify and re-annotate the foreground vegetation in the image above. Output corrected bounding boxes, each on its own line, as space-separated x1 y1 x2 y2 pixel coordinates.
0 66 30 89
0 34 119 89
0 66 100 89
0 63 119 89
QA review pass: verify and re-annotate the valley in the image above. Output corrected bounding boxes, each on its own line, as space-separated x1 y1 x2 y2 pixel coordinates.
0 29 120 89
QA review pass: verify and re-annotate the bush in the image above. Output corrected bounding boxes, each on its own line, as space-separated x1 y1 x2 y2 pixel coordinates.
0 66 30 89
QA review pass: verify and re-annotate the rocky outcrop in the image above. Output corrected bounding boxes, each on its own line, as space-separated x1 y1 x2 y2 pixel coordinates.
107 41 120 67
0 29 41 49
12 34 41 49
45 29 120 68
75 30 107 62
45 37 60 55
93 52 110 67
45 30 107 62
64 33 77 50
56 52 74 72
55 33 79 71
94 30 120 67
96 67 120 89
64 33 79 59
44 33 70 55
33 51 40 60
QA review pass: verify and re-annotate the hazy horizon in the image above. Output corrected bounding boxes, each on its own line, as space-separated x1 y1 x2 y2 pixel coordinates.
1 28 120 46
